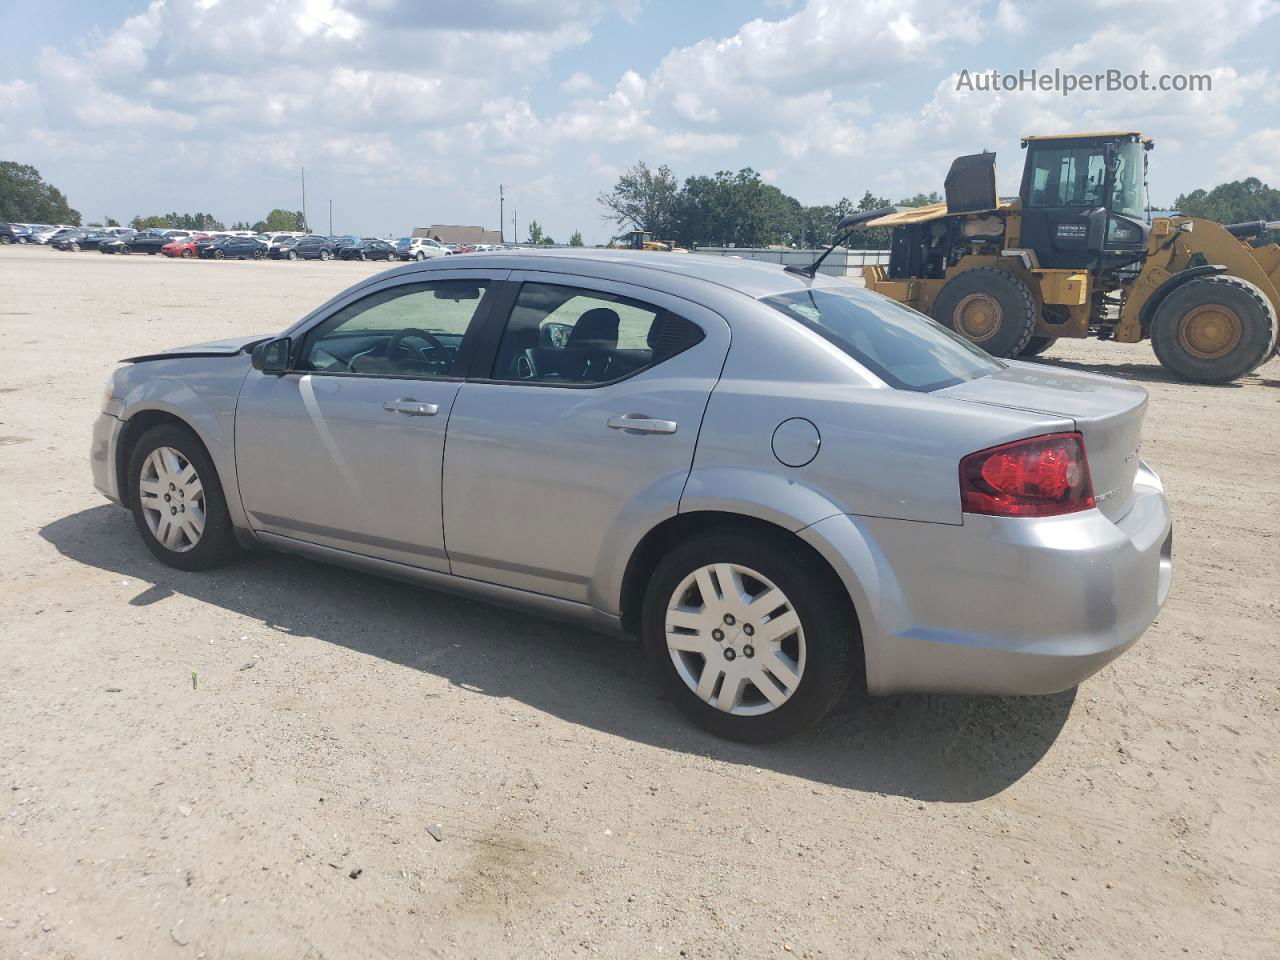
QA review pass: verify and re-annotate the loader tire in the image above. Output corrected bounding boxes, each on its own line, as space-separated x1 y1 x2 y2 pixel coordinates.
1150 275 1278 384
931 268 1037 358
1019 336 1058 357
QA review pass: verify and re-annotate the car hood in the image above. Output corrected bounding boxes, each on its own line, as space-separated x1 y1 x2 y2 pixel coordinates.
123 335 270 363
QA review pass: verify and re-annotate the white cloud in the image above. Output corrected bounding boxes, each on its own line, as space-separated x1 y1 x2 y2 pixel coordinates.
560 71 597 94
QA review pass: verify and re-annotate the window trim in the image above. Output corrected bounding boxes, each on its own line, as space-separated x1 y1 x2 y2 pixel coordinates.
286 272 505 382
466 276 707 390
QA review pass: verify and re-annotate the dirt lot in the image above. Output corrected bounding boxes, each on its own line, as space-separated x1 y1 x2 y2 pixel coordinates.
1 243 1278 959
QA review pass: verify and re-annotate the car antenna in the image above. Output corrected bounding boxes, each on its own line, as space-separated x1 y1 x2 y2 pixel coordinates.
785 206 899 278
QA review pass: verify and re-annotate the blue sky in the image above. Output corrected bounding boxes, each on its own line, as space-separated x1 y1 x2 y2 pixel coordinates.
2 0 1277 242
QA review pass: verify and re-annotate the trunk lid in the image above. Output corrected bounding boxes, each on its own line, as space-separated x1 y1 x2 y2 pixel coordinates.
937 361 1148 522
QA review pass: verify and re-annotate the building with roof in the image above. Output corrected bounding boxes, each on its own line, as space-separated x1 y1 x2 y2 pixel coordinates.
412 224 503 245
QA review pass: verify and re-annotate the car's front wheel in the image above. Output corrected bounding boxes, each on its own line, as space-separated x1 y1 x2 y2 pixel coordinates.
127 424 239 571
642 529 859 742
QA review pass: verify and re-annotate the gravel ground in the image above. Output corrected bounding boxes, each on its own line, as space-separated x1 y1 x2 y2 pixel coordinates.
1 244 1278 960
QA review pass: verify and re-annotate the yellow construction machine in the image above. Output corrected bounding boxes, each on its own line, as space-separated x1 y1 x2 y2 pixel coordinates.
837 132 1279 383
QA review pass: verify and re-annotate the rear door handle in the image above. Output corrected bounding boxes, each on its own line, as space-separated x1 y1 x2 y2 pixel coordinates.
607 414 678 435
383 399 439 417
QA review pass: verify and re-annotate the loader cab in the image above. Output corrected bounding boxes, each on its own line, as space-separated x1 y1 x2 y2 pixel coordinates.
1018 132 1152 270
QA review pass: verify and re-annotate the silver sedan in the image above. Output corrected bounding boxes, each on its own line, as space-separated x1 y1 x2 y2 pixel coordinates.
91 250 1173 741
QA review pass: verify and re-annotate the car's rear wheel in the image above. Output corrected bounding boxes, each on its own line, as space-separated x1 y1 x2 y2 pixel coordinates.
415 251 426 261
318 249 330 261
181 249 192 259
213 249 224 260
127 424 239 571
386 251 396 262
70 242 81 252
642 530 859 742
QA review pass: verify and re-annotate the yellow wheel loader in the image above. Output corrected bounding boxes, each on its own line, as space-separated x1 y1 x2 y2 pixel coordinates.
842 133 1280 383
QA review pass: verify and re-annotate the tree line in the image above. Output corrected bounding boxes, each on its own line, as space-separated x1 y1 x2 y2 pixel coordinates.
1173 178 1280 245
597 161 943 249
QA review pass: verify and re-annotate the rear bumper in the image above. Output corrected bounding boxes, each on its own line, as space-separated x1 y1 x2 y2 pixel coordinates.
91 412 125 505
803 462 1173 696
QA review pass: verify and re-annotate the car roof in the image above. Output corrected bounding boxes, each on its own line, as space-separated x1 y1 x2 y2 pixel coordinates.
382 248 847 300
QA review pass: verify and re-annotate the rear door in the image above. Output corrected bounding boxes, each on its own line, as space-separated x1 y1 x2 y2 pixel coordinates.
441 272 730 603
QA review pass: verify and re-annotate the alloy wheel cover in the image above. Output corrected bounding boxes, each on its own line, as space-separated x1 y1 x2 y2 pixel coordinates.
138 446 206 553
665 563 806 716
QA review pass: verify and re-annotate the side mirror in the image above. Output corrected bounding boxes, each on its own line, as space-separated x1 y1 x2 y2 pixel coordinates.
251 337 291 374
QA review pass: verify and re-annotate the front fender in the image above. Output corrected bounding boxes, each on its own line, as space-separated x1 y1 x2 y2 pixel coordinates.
120 377 231 452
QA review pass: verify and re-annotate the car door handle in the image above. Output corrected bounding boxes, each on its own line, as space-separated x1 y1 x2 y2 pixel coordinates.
383 399 439 417
607 414 678 435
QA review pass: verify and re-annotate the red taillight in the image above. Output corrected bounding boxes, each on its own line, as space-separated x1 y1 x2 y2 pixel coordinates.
959 432 1095 518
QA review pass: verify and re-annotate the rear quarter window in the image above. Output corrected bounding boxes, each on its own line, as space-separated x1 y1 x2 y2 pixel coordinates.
762 284 1003 391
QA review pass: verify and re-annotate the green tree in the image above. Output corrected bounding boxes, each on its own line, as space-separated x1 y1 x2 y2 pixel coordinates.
598 161 680 238
104 216 120 227
1175 178 1280 245
898 191 943 207
253 209 306 233
131 212 223 231
568 229 584 247
527 220 554 245
0 162 80 224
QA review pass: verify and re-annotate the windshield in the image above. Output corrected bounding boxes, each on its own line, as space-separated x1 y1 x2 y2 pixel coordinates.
1110 140 1147 219
762 284 1002 392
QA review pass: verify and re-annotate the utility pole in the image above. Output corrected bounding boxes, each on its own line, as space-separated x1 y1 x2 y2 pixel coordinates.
512 209 518 247
301 167 307 231
328 199 333 236
499 184 505 244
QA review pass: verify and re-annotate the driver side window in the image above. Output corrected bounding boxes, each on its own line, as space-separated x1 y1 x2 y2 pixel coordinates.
299 279 492 378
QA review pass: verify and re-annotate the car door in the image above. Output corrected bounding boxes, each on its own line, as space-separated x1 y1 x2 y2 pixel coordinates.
235 270 506 571
441 272 730 604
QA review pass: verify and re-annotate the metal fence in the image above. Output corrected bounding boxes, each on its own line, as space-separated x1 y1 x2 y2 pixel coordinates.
692 246 891 277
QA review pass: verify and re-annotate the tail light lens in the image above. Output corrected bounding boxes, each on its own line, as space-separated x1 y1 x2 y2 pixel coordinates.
960 432 1095 517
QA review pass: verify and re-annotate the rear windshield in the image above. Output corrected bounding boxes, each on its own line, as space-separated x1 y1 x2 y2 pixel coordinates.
762 284 1002 391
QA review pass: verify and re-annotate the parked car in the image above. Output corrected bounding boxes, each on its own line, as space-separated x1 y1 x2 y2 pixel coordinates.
200 236 267 260
91 251 1173 742
337 238 398 261
0 222 28 244
52 230 119 252
395 237 449 261
161 235 212 259
32 226 82 245
100 232 167 255
272 235 336 261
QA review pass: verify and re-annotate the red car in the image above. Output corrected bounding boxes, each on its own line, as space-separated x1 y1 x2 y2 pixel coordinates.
161 235 210 259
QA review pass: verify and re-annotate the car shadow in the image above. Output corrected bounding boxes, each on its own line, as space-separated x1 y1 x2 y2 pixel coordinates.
1025 354 1259 388
41 505 1077 803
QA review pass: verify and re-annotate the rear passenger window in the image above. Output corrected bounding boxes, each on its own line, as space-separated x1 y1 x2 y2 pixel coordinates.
491 282 704 384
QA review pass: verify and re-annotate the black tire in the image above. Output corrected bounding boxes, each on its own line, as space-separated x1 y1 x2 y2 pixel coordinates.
1150 275 1278 383
931 267 1038 358
1019 335 1058 357
287 250 298 261
213 249 224 260
641 529 860 743
70 242 80 252
127 423 239 571
319 249 330 261
357 251 366 261
181 249 192 259
386 251 396 262
415 251 426 261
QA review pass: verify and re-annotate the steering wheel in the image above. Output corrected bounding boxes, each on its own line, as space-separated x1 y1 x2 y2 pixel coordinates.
386 327 448 370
